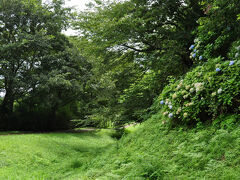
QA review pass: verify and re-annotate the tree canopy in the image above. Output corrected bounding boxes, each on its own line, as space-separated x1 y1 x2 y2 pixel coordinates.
0 0 239 130
0 0 90 130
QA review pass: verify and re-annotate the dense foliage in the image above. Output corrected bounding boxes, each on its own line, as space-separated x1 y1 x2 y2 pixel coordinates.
154 0 240 128
0 0 90 130
0 0 240 130
1 0 240 179
72 0 204 126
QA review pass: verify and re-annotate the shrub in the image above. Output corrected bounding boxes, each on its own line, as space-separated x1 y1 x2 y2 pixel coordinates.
155 41 240 127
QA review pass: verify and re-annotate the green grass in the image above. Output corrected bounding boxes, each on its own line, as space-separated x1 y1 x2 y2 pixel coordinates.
76 114 240 179
1 115 240 179
0 129 115 180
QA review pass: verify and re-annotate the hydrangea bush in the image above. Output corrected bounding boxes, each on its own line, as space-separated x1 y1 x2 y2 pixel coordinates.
155 41 240 127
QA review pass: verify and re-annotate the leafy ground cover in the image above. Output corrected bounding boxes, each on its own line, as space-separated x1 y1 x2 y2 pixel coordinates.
76 114 240 179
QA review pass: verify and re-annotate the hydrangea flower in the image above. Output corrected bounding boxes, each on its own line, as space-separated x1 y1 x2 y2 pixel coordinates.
160 100 164 105
190 88 195 93
163 112 168 116
176 82 183 90
216 68 221 72
185 102 194 107
229 61 235 66
189 45 195 50
165 99 169 105
168 113 173 118
172 93 177 99
192 53 196 58
194 38 199 43
194 49 197 52
169 105 173 109
235 53 239 58
194 82 204 92
211 92 216 97
185 85 190 90
218 88 223 94
199 56 203 60
183 113 188 117
176 107 182 115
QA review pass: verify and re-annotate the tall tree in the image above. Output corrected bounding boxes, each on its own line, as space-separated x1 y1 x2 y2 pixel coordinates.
72 0 204 125
0 0 85 129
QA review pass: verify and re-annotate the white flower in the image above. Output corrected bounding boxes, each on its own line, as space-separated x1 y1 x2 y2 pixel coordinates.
236 46 240 51
194 38 199 43
190 88 195 93
211 92 216 97
168 113 173 118
163 112 168 116
165 99 169 105
169 105 173 109
183 113 188 117
176 107 182 115
194 82 204 92
235 53 239 58
185 85 190 90
172 93 177 99
217 88 223 94
177 82 183 90
185 102 194 107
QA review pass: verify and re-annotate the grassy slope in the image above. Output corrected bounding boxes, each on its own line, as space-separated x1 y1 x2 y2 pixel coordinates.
0 130 115 180
1 116 240 179
77 114 240 179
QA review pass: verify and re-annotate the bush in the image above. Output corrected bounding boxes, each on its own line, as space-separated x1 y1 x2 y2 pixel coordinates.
155 41 240 127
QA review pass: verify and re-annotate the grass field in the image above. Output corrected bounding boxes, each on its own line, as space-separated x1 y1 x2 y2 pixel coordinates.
0 129 115 180
1 117 240 179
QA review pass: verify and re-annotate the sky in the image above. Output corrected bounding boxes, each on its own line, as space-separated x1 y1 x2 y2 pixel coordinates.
64 0 92 10
51 0 93 35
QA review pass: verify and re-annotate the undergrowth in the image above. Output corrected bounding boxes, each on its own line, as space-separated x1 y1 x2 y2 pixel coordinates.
76 113 240 179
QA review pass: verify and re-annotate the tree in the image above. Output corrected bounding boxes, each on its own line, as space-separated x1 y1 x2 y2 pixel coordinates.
72 0 204 126
0 0 87 129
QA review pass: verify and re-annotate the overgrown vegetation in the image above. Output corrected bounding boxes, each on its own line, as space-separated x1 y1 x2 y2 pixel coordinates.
2 116 240 179
1 0 240 179
76 115 240 179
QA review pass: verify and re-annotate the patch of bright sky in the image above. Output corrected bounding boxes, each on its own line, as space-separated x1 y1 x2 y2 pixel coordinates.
42 0 93 35
64 0 93 35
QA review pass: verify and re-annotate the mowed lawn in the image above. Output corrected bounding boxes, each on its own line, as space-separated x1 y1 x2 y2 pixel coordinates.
0 130 115 180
